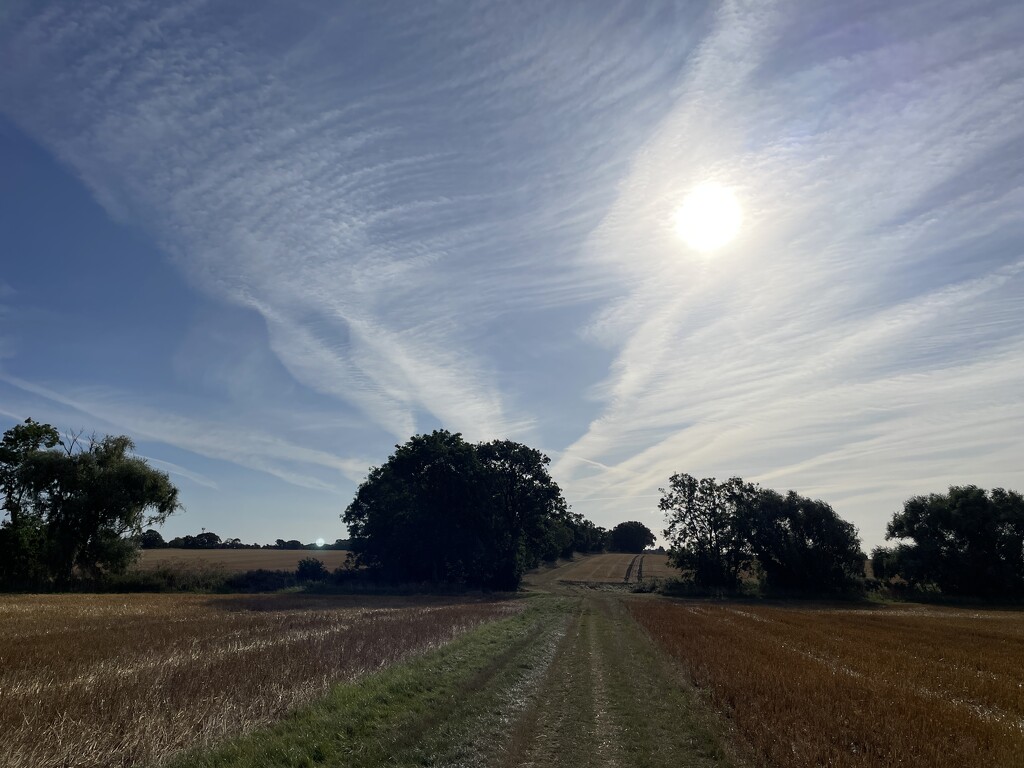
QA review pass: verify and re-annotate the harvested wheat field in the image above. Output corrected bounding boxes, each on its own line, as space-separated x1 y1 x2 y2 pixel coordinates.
636 554 675 580
135 548 351 573
629 600 1024 768
529 552 675 585
0 593 519 768
541 553 639 583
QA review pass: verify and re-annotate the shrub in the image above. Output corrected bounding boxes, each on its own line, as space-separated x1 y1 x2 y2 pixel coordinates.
295 557 329 582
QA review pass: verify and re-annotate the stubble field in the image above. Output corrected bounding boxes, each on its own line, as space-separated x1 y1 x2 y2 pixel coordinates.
529 553 673 584
629 600 1024 768
135 549 351 573
0 593 519 768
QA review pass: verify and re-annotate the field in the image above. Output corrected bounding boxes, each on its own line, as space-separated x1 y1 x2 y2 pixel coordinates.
0 593 518 768
135 548 351 573
629 600 1024 768
9 554 1024 768
528 552 674 585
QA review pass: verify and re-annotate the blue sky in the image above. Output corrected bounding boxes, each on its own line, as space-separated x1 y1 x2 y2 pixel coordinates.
1 1 1022 548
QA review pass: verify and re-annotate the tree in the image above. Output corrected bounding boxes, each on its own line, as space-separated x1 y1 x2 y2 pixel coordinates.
660 473 864 594
745 489 863 593
296 557 328 582
608 521 655 553
877 485 1024 597
139 529 167 549
0 420 180 587
342 431 572 589
0 419 61 586
660 474 756 588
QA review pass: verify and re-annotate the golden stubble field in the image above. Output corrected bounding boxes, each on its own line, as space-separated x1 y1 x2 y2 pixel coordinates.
0 593 520 768
630 600 1024 768
528 552 674 585
135 549 351 573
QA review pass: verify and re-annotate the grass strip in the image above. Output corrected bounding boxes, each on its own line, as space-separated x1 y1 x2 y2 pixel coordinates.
168 596 570 768
598 597 740 768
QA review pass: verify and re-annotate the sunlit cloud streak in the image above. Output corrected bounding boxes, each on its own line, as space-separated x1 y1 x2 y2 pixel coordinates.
0 374 367 492
555 1 1024 545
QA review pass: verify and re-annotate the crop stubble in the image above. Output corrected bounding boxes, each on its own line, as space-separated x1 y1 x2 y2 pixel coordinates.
0 593 519 768
134 549 351 573
629 600 1024 768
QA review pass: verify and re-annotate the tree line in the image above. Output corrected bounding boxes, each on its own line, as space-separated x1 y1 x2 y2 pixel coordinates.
0 419 177 589
4 417 1021 598
871 485 1024 598
138 529 350 550
343 430 608 589
659 473 1024 599
659 473 864 594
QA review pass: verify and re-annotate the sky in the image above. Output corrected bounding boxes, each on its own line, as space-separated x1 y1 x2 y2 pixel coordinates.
1 1 1022 549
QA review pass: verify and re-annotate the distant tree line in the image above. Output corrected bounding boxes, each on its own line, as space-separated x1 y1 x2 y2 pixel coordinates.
661 473 1024 599
0 419 178 589
871 486 1024 598
343 430 606 589
139 529 350 550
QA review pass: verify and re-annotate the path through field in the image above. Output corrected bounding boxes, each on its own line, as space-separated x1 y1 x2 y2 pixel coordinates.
526 552 674 585
497 594 733 768
172 591 736 768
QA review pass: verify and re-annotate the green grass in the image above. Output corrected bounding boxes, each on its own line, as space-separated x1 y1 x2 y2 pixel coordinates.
168 596 570 768
169 593 743 768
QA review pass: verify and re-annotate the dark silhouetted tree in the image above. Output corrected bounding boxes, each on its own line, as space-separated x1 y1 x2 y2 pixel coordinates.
139 529 167 549
661 474 757 588
608 521 655 553
296 557 328 582
875 485 1024 597
343 431 572 589
745 489 863 593
0 421 179 587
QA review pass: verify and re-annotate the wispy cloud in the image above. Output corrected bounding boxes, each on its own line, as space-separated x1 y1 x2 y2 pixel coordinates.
0 373 369 492
141 456 219 490
0 1 689 444
1 2 1021 546
555 1 1024 544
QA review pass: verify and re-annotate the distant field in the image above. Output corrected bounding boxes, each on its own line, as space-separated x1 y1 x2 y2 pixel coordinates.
529 552 675 584
0 592 518 768
135 548 351 573
637 554 676 580
630 600 1024 768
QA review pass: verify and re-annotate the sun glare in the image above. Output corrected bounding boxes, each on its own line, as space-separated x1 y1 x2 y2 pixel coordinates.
315 537 326 547
674 182 742 253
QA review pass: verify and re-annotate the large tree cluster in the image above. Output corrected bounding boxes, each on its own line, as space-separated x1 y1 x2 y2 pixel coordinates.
872 485 1024 598
660 473 864 593
608 521 656 553
342 430 597 589
0 419 179 588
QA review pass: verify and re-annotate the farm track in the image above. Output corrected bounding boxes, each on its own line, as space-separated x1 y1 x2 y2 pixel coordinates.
495 594 735 768
526 552 669 586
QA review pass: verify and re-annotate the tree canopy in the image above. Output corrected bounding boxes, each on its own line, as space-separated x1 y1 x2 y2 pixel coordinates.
0 420 180 588
608 521 655 553
342 430 579 589
660 473 864 593
873 485 1024 597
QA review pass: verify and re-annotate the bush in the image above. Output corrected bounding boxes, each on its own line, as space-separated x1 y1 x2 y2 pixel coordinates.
295 557 329 582
224 569 296 592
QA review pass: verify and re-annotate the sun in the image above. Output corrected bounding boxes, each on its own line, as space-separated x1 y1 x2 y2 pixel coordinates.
315 537 325 547
674 182 742 253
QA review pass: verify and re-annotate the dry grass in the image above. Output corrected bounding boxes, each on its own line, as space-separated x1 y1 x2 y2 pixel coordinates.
534 553 641 583
630 599 1024 768
135 549 351 573
637 554 675 580
0 592 519 768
